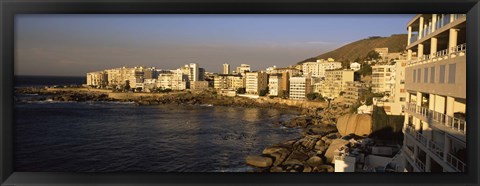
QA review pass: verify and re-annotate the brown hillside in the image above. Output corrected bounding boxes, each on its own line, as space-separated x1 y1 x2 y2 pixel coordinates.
299 34 407 64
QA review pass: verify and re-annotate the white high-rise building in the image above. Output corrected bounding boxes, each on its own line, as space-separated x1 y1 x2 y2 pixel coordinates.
223 63 230 74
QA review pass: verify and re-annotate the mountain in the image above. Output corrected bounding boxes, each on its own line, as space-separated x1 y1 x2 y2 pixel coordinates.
298 34 407 64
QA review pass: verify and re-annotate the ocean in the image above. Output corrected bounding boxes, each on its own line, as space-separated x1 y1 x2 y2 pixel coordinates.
14 76 302 172
15 75 85 88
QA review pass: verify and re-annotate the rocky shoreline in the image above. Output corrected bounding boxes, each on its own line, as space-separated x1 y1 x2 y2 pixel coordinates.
246 104 352 172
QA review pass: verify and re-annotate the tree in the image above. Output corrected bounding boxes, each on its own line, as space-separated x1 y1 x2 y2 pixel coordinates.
136 87 142 92
358 63 372 77
278 90 288 99
366 50 381 61
124 80 131 92
236 88 246 94
259 87 269 96
306 93 318 101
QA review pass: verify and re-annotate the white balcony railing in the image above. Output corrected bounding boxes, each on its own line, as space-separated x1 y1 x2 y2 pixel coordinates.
405 102 466 135
405 124 467 172
447 153 466 172
408 43 466 66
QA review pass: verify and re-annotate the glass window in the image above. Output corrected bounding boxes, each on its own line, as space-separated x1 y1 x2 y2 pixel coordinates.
413 69 416 83
439 65 446 83
448 64 456 84
417 69 422 83
430 67 435 83
424 68 428 83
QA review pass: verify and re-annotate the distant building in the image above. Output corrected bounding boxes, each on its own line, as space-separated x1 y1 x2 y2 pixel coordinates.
245 71 268 95
372 65 395 94
191 81 209 90
86 71 107 88
344 81 368 107
289 76 312 100
321 69 355 99
236 64 251 75
157 70 188 90
350 62 362 71
180 63 200 82
268 74 282 96
373 60 407 115
223 63 230 74
302 59 342 78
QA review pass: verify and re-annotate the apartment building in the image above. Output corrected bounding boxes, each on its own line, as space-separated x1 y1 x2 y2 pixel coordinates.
402 14 466 172
180 63 200 82
268 74 282 96
245 71 268 95
235 64 251 75
214 74 243 90
344 81 368 107
302 59 342 78
372 65 395 94
320 69 355 99
289 76 312 100
223 63 230 74
86 71 107 88
374 60 408 115
157 70 188 90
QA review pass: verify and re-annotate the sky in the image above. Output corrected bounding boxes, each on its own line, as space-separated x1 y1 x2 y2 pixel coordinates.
15 14 413 76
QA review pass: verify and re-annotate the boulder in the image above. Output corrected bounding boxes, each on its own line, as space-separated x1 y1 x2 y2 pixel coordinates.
305 156 324 166
286 151 310 162
307 125 338 136
268 149 290 166
246 155 273 168
262 147 286 155
336 114 372 137
269 166 283 172
324 139 350 163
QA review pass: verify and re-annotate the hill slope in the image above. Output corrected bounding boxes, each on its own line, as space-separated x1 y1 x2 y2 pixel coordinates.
299 34 407 64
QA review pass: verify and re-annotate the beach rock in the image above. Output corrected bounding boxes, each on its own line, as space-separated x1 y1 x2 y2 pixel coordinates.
302 165 313 172
324 139 350 163
268 149 290 166
286 151 309 162
314 165 334 172
305 156 324 166
262 147 287 155
336 114 372 137
314 140 327 152
246 155 273 168
307 125 338 136
269 166 284 172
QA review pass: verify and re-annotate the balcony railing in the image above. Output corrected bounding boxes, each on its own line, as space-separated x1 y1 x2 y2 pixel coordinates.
405 102 466 135
415 158 426 172
408 43 466 66
447 153 466 172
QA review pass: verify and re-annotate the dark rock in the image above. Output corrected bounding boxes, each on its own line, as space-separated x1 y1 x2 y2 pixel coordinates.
246 155 273 168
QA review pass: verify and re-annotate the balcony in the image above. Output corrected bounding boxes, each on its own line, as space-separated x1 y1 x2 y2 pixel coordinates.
404 125 466 172
411 14 466 44
405 102 466 135
408 43 466 66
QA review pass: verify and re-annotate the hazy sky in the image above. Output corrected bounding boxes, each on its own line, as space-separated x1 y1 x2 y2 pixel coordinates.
16 14 412 76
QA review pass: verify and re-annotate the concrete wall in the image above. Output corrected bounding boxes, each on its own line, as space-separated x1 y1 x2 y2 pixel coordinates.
405 55 466 99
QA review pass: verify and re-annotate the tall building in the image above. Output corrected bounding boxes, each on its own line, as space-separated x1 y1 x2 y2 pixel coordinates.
245 71 268 95
373 60 408 115
402 14 466 172
289 76 312 100
180 63 200 82
157 70 188 90
86 71 107 88
236 64 251 75
223 63 230 74
320 69 355 99
344 81 368 107
302 59 342 78
268 74 282 96
372 64 395 94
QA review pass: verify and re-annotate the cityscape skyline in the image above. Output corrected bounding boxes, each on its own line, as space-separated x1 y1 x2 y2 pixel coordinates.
16 14 412 76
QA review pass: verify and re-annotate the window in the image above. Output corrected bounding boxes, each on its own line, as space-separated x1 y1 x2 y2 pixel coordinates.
400 97 406 102
417 69 422 83
448 64 456 84
430 67 435 83
413 69 416 83
424 68 428 83
439 65 446 83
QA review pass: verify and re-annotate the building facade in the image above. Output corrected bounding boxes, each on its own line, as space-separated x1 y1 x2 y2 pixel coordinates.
289 76 312 100
245 71 268 95
321 69 355 99
402 14 466 172
223 63 230 74
344 81 368 107
268 74 282 96
372 64 395 94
